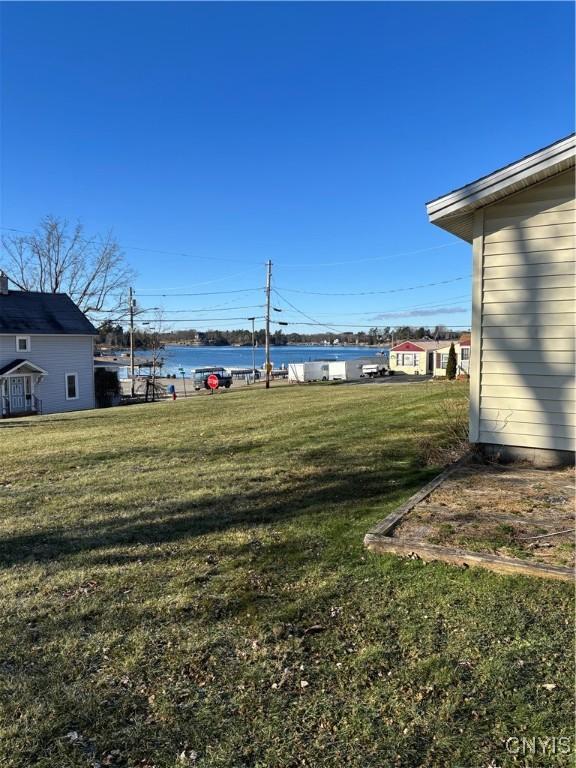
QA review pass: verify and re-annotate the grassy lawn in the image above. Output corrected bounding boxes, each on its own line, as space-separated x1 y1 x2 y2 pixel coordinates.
0 382 573 768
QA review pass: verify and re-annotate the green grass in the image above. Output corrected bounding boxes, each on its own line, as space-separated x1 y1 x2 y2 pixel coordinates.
0 383 573 768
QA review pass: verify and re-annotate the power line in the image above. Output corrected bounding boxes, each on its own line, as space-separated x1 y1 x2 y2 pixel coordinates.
1 225 461 271
134 288 264 297
140 305 265 314
120 245 264 265
275 242 461 268
272 288 340 334
136 316 266 323
272 320 472 329
0 226 264 265
274 295 471 318
133 268 261 290
274 275 471 297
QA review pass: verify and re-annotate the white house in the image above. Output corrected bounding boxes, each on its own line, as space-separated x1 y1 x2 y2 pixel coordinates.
427 134 575 465
432 337 471 377
0 273 97 416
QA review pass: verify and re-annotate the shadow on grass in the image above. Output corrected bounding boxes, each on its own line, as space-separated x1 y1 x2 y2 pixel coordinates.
0 446 436 569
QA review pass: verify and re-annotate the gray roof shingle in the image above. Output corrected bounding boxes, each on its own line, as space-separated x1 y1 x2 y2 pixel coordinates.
0 291 97 335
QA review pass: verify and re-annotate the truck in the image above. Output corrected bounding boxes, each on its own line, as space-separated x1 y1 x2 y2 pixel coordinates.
361 363 393 378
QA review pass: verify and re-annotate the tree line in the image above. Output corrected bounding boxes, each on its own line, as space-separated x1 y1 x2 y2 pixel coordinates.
96 322 466 349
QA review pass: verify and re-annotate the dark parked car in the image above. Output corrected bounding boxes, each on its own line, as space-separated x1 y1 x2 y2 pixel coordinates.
192 367 233 391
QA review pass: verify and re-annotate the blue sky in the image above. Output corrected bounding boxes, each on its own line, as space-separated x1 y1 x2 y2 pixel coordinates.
1 1 574 333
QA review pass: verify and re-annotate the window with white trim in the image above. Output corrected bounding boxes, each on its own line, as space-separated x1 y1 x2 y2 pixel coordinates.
461 347 470 361
16 336 30 352
65 372 79 400
440 353 449 369
398 353 417 366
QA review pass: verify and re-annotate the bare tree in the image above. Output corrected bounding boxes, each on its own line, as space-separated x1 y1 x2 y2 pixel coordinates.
1 216 134 318
143 311 168 403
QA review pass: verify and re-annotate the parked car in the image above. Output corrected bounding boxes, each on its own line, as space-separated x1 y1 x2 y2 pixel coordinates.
192 367 233 391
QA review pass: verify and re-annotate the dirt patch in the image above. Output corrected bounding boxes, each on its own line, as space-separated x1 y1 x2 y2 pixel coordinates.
392 462 575 568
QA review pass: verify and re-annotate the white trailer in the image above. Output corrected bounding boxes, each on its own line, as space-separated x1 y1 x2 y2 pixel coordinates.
328 356 388 381
288 361 330 383
328 359 364 381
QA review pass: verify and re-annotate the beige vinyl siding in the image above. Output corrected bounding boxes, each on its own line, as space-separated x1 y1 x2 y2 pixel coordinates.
483 249 574 267
473 169 576 452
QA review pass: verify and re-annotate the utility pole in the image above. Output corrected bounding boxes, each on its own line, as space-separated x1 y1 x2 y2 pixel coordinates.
265 260 272 389
248 316 256 383
129 287 135 397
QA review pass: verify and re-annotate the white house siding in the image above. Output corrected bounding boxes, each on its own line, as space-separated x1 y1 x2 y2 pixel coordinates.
0 334 95 414
471 169 575 453
433 342 471 377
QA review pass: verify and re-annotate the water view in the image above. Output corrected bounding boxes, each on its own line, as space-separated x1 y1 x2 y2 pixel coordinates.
140 344 389 376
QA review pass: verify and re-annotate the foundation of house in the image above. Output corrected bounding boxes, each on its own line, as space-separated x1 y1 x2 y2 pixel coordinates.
479 443 575 469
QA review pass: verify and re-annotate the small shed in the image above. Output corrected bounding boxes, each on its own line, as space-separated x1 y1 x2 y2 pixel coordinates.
427 134 575 465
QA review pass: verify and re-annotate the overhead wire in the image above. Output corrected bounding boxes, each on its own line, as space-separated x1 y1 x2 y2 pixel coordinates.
272 288 343 334
132 288 264 297
274 294 471 318
0 226 264 265
274 275 470 297
272 320 472 329
274 242 461 268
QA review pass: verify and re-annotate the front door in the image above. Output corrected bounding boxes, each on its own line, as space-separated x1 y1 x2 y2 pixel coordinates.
9 376 27 411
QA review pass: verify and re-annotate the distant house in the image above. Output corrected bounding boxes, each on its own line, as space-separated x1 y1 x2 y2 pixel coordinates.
433 337 471 377
427 134 575 465
0 273 97 416
389 340 444 375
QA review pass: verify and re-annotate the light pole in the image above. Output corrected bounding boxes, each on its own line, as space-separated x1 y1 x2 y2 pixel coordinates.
129 288 135 396
248 316 256 383
265 261 272 389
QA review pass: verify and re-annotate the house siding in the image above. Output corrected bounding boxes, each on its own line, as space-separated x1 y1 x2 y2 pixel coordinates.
389 350 428 375
472 169 575 453
0 334 95 414
433 342 471 377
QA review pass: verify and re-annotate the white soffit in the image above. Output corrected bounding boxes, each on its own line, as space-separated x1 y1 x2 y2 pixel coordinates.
426 134 576 243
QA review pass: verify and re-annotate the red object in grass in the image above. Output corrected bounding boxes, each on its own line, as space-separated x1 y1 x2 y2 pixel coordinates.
207 374 219 390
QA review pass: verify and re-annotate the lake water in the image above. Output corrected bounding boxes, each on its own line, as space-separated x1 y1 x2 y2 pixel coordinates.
142 344 389 376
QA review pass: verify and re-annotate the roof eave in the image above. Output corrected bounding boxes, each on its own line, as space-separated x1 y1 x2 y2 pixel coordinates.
0 359 49 377
426 134 576 243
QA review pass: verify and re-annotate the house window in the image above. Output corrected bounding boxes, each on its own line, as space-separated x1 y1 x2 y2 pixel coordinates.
399 353 417 366
440 353 449 369
65 373 79 400
461 347 470 361
16 336 30 352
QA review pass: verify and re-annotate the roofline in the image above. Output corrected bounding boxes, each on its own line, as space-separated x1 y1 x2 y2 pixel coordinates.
0 332 97 336
390 343 424 351
426 134 575 229
0 359 49 377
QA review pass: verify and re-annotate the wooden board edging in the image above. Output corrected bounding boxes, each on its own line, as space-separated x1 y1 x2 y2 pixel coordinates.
366 454 474 538
364 453 574 581
363 534 574 582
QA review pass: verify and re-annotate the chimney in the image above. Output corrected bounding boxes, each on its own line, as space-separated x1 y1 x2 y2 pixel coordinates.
0 272 8 295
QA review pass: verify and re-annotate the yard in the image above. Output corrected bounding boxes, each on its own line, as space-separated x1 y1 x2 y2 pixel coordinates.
0 382 573 768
